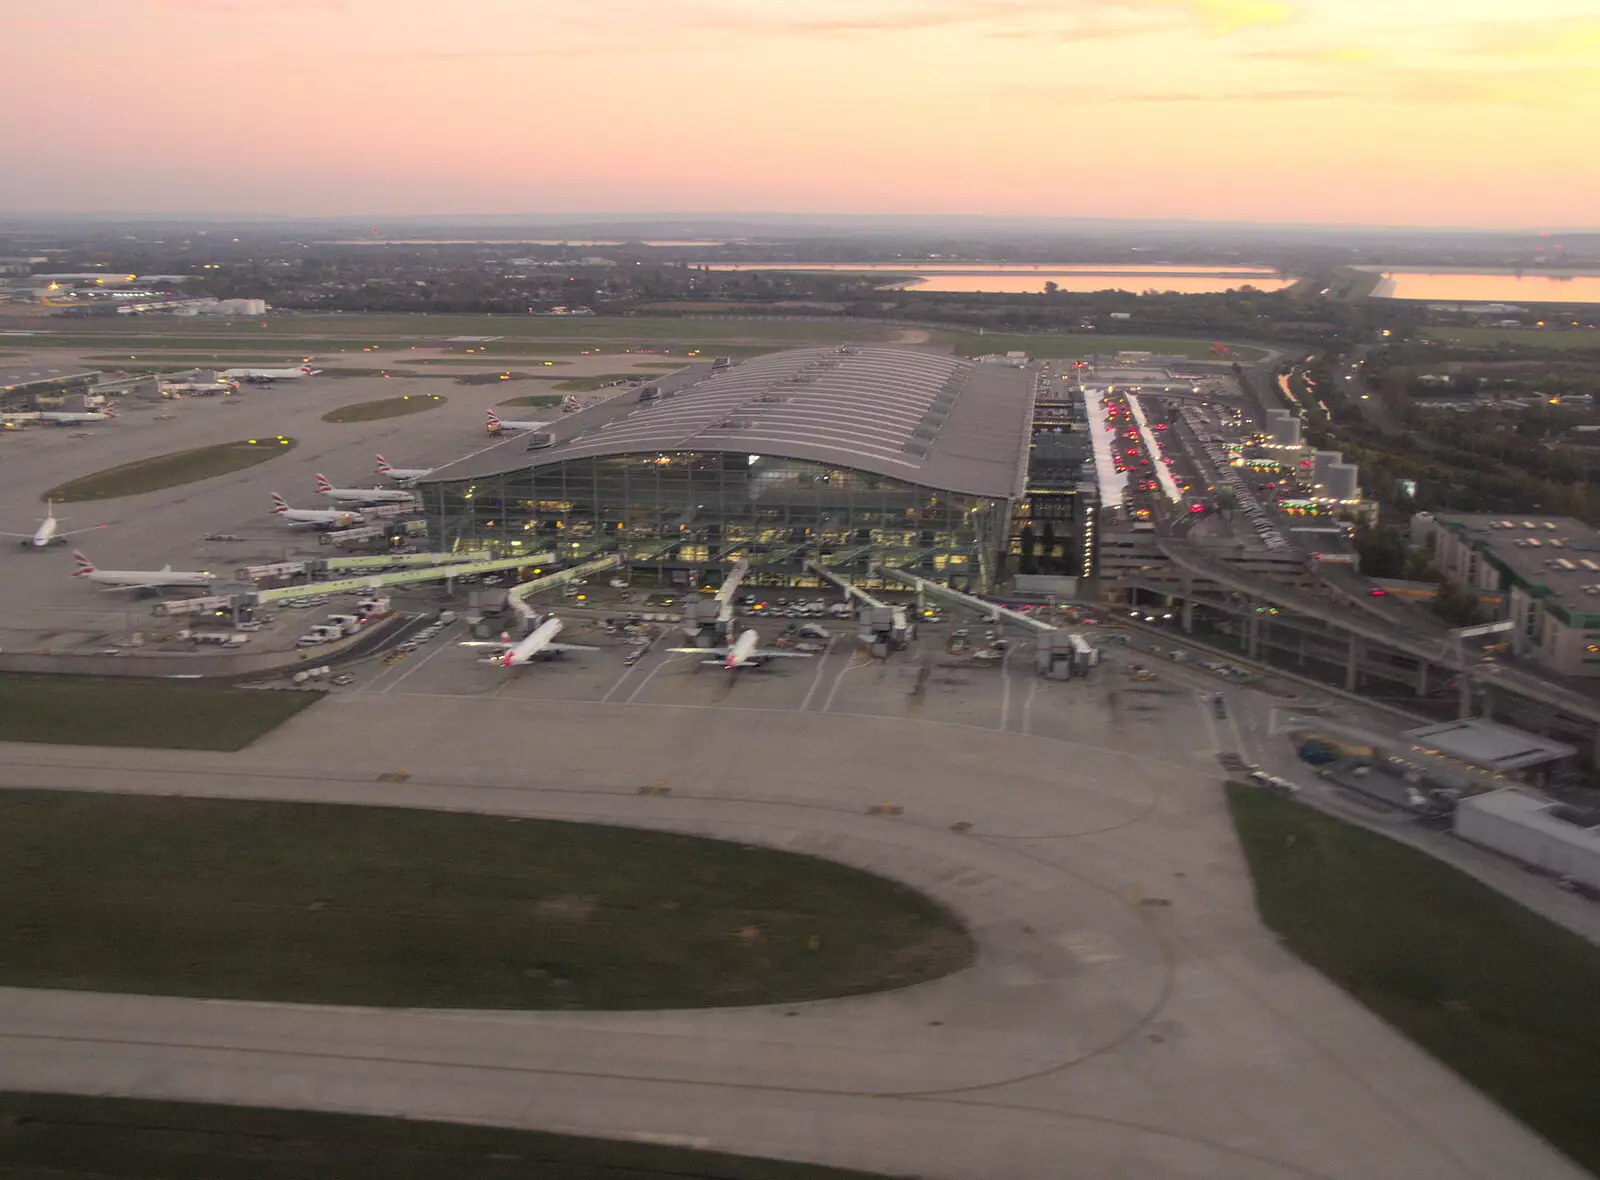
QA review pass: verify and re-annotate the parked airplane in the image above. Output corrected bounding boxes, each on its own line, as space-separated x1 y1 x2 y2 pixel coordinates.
40 408 115 425
217 362 317 382
71 550 213 591
476 617 599 668
486 409 550 435
270 492 361 529
314 474 418 506
1 501 107 548
670 628 816 671
374 454 433 483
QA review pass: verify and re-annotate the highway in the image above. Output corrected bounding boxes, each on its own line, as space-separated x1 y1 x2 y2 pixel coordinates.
0 690 1586 1180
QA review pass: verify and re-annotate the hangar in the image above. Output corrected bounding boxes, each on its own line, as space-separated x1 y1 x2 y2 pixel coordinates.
419 347 1035 592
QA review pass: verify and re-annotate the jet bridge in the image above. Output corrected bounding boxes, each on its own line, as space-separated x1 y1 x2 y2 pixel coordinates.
808 559 908 656
504 553 622 632
875 567 1057 633
251 552 556 604
875 566 1099 676
680 557 751 641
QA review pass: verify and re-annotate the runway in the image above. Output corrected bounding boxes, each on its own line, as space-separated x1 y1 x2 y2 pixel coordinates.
0 694 1585 1180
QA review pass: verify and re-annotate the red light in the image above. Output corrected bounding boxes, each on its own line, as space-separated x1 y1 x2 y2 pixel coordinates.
1369 589 1387 597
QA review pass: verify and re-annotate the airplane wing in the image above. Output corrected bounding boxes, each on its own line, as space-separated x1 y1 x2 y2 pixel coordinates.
544 641 602 652
57 526 109 538
750 648 815 658
0 531 35 538
669 645 729 657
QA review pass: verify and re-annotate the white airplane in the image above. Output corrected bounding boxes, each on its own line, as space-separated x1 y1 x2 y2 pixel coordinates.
486 409 550 435
374 454 432 483
476 617 599 668
217 362 317 382
71 550 213 592
40 408 116 425
270 492 360 529
1 501 107 548
314 474 418 506
670 628 816 671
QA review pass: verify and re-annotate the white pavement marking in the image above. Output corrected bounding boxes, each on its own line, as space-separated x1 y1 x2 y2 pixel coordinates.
1021 677 1043 736
998 647 1015 731
626 650 695 703
380 632 459 694
600 636 658 703
1196 692 1223 755
820 648 870 714
797 636 837 713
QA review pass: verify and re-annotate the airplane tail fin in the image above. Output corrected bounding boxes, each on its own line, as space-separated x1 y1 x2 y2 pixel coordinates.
270 492 289 514
486 410 501 423
375 454 392 472
103 407 117 419
71 550 94 576
315 473 333 492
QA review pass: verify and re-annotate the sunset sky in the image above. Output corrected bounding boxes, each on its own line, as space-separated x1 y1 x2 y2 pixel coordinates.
1 0 1595 227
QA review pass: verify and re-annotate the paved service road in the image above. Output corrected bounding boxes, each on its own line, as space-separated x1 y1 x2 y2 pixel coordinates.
0 695 1587 1180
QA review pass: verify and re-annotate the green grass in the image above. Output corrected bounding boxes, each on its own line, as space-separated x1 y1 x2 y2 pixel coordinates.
320 394 446 423
553 373 639 391
44 438 296 502
1420 326 1600 351
1227 784 1600 1177
497 393 564 407
936 331 1265 362
0 677 319 750
0 1093 899 1180
0 791 973 1009
389 356 571 366
84 354 299 363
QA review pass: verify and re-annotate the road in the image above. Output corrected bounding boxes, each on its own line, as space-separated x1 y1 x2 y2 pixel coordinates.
0 691 1587 1180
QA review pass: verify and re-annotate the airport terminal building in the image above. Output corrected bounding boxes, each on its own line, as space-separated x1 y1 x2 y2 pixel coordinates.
419 347 1035 593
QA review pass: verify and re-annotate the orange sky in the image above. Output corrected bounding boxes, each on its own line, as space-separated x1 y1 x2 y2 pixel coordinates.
1 0 1596 227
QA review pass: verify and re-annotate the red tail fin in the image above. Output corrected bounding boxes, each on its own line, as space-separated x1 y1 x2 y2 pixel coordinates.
71 550 94 575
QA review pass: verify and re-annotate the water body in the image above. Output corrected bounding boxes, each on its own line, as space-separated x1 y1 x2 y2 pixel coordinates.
697 262 1289 294
319 239 725 247
1365 269 1600 305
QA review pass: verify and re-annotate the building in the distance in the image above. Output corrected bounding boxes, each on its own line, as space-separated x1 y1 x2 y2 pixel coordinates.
1412 511 1600 676
418 347 1035 593
0 365 98 410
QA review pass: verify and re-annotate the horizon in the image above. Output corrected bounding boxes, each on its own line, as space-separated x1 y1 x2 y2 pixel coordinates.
3 0 1596 229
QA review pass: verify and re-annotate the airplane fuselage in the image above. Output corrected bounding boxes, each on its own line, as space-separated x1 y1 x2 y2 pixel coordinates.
500 618 565 667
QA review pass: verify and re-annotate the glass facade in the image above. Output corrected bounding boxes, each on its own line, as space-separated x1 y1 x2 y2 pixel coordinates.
423 452 1011 592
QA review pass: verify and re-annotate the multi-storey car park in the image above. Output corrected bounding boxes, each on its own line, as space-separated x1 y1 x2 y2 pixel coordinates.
417 347 1036 594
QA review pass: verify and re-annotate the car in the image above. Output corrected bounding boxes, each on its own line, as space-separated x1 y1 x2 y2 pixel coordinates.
331 674 356 686
623 650 645 666
236 622 263 632
397 641 419 652
296 635 324 648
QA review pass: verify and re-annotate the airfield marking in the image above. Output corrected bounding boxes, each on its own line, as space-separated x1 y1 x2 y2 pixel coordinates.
797 636 838 713
626 650 695 704
1020 677 1043 736
820 648 873 714
997 647 1015 731
380 633 459 694
1195 692 1223 755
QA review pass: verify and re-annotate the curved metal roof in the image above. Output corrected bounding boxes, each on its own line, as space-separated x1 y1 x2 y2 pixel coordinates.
425 346 1034 499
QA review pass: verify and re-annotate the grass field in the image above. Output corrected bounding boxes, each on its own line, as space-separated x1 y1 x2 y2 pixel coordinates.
936 330 1265 362
0 1093 896 1180
0 791 973 1009
1227 784 1600 1177
44 438 296 502
1421 326 1600 351
554 373 637 391
321 393 446 422
497 393 564 407
0 677 319 750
